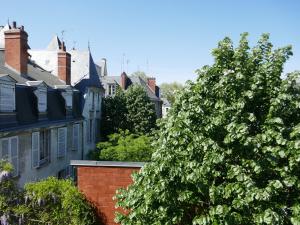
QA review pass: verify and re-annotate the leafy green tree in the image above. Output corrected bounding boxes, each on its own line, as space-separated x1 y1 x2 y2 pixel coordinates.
101 85 157 138
101 87 128 138
96 130 153 162
115 33 300 224
160 82 184 105
23 177 97 225
125 85 157 134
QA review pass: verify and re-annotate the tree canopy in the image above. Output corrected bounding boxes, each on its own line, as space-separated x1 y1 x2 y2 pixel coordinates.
115 33 300 224
160 82 184 105
101 85 157 138
96 130 153 162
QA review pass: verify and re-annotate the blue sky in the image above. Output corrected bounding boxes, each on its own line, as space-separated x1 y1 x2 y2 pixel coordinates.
1 0 299 84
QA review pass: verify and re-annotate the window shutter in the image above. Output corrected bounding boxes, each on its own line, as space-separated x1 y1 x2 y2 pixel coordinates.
72 124 79 150
58 127 67 157
10 137 18 177
1 139 9 160
0 84 14 112
32 132 40 168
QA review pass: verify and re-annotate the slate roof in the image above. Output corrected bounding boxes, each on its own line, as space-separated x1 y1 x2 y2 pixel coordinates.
0 49 82 130
0 50 65 87
101 74 160 101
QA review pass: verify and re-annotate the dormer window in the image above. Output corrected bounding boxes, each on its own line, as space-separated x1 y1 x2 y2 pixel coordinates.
26 81 48 113
54 85 73 109
108 84 115 96
62 90 73 108
0 74 16 112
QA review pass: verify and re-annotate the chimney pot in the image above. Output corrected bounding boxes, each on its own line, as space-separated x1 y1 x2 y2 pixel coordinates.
12 21 16 28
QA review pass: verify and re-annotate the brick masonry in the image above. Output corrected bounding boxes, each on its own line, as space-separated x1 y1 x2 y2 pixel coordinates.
76 166 141 225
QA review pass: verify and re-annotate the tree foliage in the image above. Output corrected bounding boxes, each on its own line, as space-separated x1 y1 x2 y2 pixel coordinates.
96 130 153 162
101 85 157 138
160 82 184 105
115 33 300 224
23 177 96 225
0 171 97 225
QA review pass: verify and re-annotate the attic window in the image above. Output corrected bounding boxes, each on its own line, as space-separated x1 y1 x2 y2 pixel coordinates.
62 90 73 108
35 88 47 112
0 83 15 112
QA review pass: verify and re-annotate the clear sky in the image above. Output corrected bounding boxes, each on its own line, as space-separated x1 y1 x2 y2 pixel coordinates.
1 0 299 84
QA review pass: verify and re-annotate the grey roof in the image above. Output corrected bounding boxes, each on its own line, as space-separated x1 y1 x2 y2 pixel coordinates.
70 160 145 168
0 50 64 87
46 35 61 50
101 73 160 101
27 61 65 87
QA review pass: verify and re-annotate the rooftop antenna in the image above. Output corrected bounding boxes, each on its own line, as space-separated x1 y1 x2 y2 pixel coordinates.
72 41 76 50
61 30 66 41
122 53 125 72
146 59 149 74
126 59 130 74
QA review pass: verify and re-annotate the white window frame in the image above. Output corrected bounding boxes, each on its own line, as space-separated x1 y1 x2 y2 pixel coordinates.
57 127 67 158
0 82 15 112
72 124 80 151
108 84 116 96
1 136 19 177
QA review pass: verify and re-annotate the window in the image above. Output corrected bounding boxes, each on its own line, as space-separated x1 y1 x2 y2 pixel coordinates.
57 127 67 158
62 91 73 108
72 124 80 150
36 89 47 112
108 84 116 96
0 136 18 177
32 131 50 168
92 92 95 110
0 83 15 112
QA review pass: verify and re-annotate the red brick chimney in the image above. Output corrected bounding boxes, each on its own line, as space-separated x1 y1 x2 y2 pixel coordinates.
121 72 127 90
147 77 156 93
4 21 29 75
58 41 71 85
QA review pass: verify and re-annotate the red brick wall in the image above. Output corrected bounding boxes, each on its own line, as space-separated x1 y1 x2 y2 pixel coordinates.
77 166 141 225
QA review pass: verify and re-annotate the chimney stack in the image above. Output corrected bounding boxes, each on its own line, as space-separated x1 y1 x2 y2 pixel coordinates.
147 77 156 94
4 21 29 75
121 72 127 90
57 41 71 85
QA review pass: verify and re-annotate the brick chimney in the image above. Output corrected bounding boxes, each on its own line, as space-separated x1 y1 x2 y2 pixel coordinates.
121 72 127 90
4 21 29 75
147 77 156 93
57 41 71 85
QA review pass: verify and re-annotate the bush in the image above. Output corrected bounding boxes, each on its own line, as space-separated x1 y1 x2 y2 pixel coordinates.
96 130 153 162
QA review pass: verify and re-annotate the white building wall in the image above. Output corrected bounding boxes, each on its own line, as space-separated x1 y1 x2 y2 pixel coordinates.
81 87 102 159
0 121 83 187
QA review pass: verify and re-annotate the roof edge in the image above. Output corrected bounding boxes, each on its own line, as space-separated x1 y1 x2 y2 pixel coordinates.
70 160 145 168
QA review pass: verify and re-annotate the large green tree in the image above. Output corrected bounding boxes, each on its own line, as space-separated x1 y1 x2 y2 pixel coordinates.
125 85 157 134
160 82 184 105
115 33 300 224
101 85 157 138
